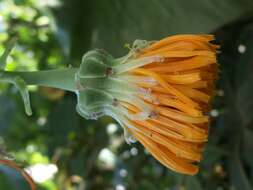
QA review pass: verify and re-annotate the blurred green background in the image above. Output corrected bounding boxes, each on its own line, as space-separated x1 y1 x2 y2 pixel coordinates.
0 0 253 189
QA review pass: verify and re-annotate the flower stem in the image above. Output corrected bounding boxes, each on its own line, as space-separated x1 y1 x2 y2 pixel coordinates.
0 68 78 92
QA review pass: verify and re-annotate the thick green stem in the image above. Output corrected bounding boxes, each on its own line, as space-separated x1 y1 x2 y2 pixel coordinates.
0 68 78 92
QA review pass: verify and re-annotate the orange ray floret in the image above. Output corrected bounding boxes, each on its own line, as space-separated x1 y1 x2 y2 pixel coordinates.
120 34 218 175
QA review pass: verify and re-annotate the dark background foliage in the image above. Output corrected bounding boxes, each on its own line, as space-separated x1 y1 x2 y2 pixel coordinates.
0 0 253 189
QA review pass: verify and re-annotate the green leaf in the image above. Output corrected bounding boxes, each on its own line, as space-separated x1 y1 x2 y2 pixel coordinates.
234 24 253 126
202 145 226 166
229 137 252 190
0 165 31 190
0 171 14 189
186 176 202 190
218 22 253 128
0 74 32 116
242 128 253 169
46 96 79 155
0 95 15 134
13 77 32 116
54 0 253 60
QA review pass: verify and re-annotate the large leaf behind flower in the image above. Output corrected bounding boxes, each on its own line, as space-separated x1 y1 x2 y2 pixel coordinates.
214 20 253 190
53 0 253 61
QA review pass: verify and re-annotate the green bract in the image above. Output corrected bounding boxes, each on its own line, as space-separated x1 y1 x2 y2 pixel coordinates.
75 49 118 120
75 44 159 142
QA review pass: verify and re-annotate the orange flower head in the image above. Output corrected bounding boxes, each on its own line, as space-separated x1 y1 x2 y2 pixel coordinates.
76 34 218 175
